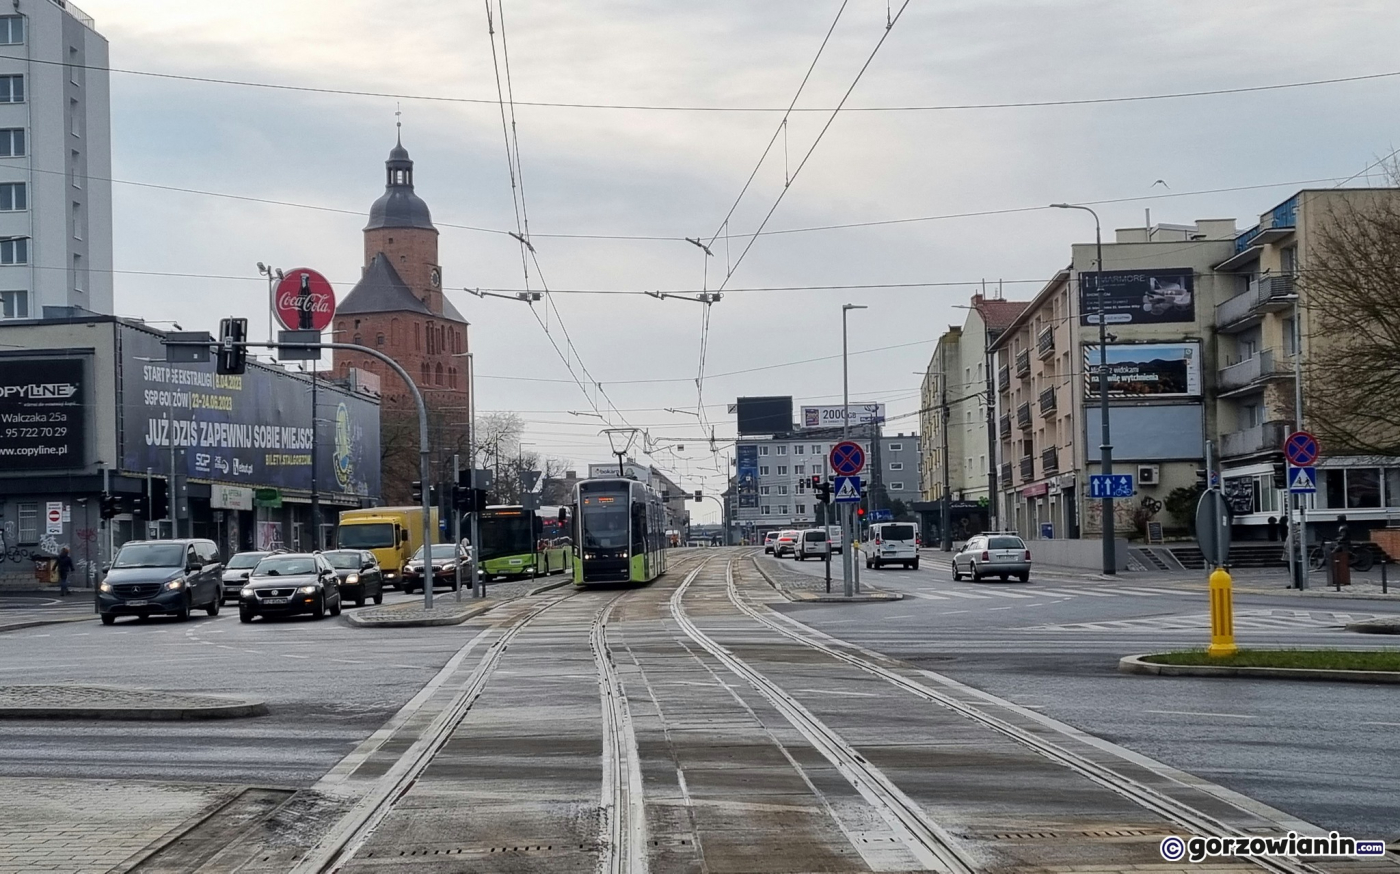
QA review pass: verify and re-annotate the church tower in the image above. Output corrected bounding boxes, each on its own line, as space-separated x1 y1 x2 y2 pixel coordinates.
333 136 470 501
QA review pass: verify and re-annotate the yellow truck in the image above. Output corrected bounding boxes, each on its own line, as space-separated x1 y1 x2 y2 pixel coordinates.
337 506 439 590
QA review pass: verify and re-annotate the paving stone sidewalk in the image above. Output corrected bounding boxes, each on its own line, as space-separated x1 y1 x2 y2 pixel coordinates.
0 685 267 720
0 591 97 633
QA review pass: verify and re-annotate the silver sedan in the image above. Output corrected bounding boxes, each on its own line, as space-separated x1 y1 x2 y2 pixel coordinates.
952 534 1031 582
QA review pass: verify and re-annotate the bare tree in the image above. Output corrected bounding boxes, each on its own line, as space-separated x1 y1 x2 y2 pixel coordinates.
1303 190 1400 455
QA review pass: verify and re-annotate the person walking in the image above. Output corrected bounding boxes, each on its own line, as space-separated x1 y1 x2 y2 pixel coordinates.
56 547 75 597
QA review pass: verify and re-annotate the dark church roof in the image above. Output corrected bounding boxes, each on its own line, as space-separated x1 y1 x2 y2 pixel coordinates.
366 137 435 231
339 254 431 316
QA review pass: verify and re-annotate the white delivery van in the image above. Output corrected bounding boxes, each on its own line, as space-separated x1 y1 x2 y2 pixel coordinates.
866 522 918 570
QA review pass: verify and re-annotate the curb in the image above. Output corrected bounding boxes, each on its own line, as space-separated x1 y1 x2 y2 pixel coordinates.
749 557 903 602
0 614 97 634
0 687 268 720
345 602 494 628
1118 653 1400 684
528 578 574 596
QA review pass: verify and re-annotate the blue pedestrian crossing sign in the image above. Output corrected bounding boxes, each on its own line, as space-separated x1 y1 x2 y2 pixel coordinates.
1089 473 1134 499
833 475 862 503
1287 465 1317 494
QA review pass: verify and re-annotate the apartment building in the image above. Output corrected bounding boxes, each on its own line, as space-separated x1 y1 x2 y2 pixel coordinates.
993 218 1237 541
0 1 112 320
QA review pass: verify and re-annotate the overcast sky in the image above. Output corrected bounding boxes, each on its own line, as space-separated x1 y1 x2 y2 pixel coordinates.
86 0 1400 522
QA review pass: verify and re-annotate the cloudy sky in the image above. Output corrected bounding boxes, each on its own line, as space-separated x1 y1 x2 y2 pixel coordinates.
87 0 1400 521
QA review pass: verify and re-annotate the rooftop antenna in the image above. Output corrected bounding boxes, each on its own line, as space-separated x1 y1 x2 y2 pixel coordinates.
395 102 402 144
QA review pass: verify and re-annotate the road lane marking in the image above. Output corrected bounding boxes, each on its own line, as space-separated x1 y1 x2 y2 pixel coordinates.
939 590 992 600
988 606 1015 611
942 610 968 615
1360 721 1400 727
1145 710 1253 720
907 591 949 600
973 588 1034 599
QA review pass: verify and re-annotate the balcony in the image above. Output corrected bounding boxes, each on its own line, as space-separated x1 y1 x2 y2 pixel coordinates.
1036 326 1055 358
997 365 1010 393
1000 461 1013 485
1218 350 1292 393
1216 274 1297 331
1016 402 1032 431
1041 445 1059 474
1014 349 1031 377
1220 420 1291 458
1038 386 1057 417
1019 456 1036 483
999 415 1011 439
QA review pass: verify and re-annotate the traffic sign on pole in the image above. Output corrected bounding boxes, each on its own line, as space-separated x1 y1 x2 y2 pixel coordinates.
1284 431 1320 467
829 442 865 477
1089 474 1134 499
1288 466 1317 493
833 476 862 503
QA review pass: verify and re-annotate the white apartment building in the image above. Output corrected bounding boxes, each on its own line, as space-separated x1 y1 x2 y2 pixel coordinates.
0 0 112 320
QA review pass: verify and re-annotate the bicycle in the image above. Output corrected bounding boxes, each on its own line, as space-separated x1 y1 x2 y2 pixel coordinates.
1307 542 1374 572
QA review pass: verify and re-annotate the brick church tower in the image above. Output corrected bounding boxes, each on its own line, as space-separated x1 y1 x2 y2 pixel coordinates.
333 136 470 501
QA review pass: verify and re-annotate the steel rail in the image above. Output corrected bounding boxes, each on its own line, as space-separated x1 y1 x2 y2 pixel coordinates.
591 593 650 874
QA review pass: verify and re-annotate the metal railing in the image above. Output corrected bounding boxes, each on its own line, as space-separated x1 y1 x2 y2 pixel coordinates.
1041 445 1059 473
997 366 1010 392
1000 462 1013 484
1220 420 1291 458
1038 386 1057 416
1016 402 1032 430
1218 350 1292 391
1015 349 1031 377
1216 275 1297 328
1037 326 1055 358
1019 456 1036 482
999 415 1012 439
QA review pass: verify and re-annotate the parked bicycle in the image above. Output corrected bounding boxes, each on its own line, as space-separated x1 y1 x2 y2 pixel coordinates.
1308 542 1374 572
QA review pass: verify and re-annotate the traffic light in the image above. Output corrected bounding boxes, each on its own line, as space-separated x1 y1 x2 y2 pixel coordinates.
1195 468 1208 488
812 476 832 505
693 490 703 502
100 492 122 519
411 481 436 503
452 484 470 510
216 317 248 375
856 506 865 518
1272 459 1288 489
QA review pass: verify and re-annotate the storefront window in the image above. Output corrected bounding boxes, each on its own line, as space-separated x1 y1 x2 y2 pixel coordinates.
1348 468 1381 508
1386 469 1400 507
1324 470 1346 509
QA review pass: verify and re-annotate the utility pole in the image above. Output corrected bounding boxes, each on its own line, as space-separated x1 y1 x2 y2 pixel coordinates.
841 303 867 598
940 368 952 552
984 341 999 530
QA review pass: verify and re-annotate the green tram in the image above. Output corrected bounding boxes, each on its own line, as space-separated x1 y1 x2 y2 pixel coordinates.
574 477 668 586
474 505 574 581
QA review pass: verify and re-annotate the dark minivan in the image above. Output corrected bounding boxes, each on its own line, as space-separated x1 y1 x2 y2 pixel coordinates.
99 539 225 624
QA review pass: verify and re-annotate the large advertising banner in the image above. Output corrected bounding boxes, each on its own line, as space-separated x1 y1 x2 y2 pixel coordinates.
0 358 85 470
1079 268 1195 325
1084 342 1202 398
736 444 759 509
800 403 886 429
119 333 379 498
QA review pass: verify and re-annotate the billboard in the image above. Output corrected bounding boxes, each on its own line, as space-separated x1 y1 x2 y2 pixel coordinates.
735 444 759 509
119 331 379 498
1084 343 1202 398
1079 268 1195 325
800 403 886 429
0 357 85 470
735 396 793 436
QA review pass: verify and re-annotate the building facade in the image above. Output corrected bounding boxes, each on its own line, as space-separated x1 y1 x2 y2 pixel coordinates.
0 0 112 320
331 137 470 502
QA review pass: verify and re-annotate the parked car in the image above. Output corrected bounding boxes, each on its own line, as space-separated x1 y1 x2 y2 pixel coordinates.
763 532 779 554
827 525 844 555
795 528 830 561
773 530 800 558
221 551 271 604
239 553 342 622
99 539 224 625
403 543 470 593
952 534 1032 582
321 549 385 607
867 522 919 570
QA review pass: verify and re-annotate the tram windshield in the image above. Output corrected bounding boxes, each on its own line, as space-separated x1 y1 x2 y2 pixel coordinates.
581 493 629 550
478 513 534 561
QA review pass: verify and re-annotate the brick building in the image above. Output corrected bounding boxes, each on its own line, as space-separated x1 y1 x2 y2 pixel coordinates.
332 136 470 502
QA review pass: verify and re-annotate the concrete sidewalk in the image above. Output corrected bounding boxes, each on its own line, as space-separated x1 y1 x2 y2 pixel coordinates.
0 589 97 633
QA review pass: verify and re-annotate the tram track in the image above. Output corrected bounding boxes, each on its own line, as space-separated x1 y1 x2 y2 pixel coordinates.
670 557 978 874
738 557 1330 874
592 592 649 874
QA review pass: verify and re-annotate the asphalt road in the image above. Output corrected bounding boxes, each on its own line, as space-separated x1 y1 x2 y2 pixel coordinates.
771 551 1400 840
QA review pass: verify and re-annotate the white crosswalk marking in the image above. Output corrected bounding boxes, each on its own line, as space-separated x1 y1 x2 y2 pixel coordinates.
1037 588 1116 598
1027 608 1391 632
972 588 1034 599
938 590 993 600
907 591 950 600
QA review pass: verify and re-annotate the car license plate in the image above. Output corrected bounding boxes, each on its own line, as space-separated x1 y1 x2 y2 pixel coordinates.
126 600 148 607
996 551 1021 560
262 597 289 605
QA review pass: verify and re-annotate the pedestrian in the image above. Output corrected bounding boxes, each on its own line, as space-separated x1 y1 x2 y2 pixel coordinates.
1266 516 1279 542
56 547 74 597
1337 514 1350 548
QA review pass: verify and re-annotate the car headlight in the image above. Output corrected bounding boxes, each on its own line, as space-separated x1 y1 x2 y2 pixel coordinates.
384 571 396 578
620 551 628 559
240 587 254 598
98 582 113 593
441 563 455 572
164 579 184 590
297 585 319 594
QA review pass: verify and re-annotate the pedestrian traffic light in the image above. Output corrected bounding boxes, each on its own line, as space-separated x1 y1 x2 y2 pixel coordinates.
216 317 248 376
411 481 424 502
693 490 703 502
1272 459 1288 489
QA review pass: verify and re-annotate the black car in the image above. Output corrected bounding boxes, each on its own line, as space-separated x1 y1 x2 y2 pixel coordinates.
99 539 224 624
321 549 384 607
402 543 469 594
221 551 272 604
238 553 343 622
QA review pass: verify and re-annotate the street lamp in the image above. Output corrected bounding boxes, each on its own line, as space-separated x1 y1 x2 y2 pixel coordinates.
841 304 867 597
1050 203 1115 575
258 263 284 349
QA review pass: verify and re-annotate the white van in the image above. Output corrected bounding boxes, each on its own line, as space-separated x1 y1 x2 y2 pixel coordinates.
866 522 918 570
826 525 844 554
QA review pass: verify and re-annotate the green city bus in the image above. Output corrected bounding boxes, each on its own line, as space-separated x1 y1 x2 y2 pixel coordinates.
474 505 573 581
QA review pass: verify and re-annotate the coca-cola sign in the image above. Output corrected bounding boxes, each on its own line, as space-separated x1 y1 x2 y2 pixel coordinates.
273 268 336 332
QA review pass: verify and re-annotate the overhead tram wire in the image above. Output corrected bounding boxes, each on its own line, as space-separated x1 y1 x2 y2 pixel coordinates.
32 54 1400 114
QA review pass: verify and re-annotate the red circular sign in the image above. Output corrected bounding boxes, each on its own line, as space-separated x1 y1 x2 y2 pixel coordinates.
274 268 336 332
47 508 61 523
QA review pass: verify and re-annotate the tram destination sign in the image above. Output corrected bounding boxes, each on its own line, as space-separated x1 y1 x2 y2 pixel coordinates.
0 358 86 471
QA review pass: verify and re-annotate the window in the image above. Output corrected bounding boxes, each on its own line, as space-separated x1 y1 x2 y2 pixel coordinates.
414 322 421 350
72 202 82 240
761 505 771 516
794 464 805 475
1324 468 1382 509
0 75 23 103
796 503 806 514
759 465 769 476
812 445 821 454
434 363 444 385
889 482 905 491
1242 404 1260 428
777 485 788 496
72 254 82 293
0 182 26 211
448 367 457 389
1283 317 1297 356
888 461 904 471
0 16 24 45
813 459 824 472
794 445 804 455
1386 469 1400 508
888 443 903 451
796 480 806 493
0 237 27 264
759 486 770 495
777 466 788 476
70 98 80 136
18 502 37 542
69 47 79 85
375 333 385 347
71 151 80 187
758 446 769 456
0 289 27 319
0 129 23 157
776 445 787 455
779 505 789 515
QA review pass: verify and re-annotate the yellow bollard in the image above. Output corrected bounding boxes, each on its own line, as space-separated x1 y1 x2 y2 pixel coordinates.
1207 566 1237 657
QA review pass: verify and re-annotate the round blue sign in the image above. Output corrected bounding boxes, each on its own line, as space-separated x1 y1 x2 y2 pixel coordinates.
829 441 865 476
1284 431 1319 467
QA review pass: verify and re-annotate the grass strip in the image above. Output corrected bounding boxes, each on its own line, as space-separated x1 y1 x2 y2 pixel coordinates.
1142 649 1400 671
